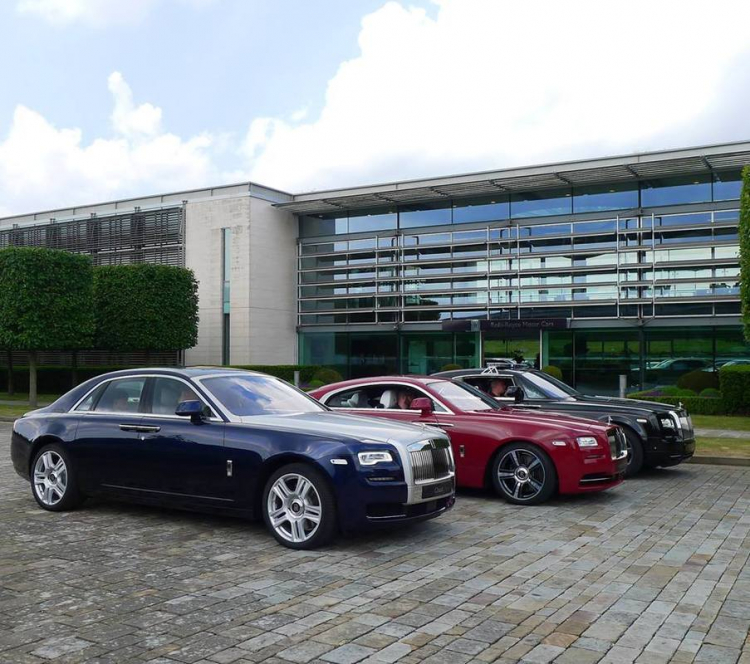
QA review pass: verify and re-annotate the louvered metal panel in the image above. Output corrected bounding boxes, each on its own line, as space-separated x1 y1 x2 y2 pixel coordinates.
706 153 750 169
0 207 184 266
490 173 571 191
559 165 638 184
629 157 708 177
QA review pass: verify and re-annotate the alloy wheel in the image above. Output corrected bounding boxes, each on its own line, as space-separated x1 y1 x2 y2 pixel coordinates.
266 473 323 544
33 451 68 507
496 448 546 501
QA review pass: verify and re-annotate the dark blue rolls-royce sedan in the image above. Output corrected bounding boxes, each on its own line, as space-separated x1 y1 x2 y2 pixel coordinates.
11 368 456 549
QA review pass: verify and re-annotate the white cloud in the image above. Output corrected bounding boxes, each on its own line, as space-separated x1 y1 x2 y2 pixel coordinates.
245 0 750 192
0 73 218 215
16 0 215 27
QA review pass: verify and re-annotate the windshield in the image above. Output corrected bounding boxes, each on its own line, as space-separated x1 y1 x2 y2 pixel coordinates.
200 374 325 417
429 380 500 412
523 371 579 399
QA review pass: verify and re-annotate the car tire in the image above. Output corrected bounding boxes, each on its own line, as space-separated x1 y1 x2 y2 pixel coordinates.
30 443 84 512
622 428 644 477
262 463 338 550
490 443 557 505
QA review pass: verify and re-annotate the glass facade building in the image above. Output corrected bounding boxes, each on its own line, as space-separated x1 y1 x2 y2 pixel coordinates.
289 147 750 394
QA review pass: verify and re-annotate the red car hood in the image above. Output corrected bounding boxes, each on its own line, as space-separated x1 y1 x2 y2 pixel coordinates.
465 407 612 436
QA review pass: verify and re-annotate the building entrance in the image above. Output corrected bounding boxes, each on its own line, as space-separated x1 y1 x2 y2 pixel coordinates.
482 331 541 368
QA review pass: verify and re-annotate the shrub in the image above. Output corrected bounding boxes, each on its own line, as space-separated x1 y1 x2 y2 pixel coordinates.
661 386 697 397
542 365 563 380
700 388 722 398
740 165 750 338
312 367 344 385
719 364 750 413
305 379 325 391
440 363 462 372
676 369 719 393
230 365 322 384
627 395 727 415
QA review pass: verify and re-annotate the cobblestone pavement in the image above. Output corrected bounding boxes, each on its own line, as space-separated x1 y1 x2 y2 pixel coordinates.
1 424 749 664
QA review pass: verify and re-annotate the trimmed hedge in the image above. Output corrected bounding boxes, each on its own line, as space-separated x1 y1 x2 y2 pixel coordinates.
543 365 563 380
230 365 323 384
629 395 727 415
676 369 719 393
719 364 750 414
0 365 129 394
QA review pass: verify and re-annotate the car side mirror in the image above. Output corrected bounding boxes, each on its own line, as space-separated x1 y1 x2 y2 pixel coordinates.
410 397 433 416
176 400 207 424
505 386 524 403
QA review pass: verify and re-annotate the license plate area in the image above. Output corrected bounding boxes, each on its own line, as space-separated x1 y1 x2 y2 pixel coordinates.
421 479 453 499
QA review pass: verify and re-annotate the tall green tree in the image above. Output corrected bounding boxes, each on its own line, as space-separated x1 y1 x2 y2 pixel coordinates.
740 166 750 340
0 247 95 406
94 264 199 358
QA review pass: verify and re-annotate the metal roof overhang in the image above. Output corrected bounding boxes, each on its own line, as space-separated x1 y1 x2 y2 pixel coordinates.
276 143 750 215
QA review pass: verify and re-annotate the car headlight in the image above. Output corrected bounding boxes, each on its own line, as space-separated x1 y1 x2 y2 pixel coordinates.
358 451 394 465
576 436 599 448
660 417 675 429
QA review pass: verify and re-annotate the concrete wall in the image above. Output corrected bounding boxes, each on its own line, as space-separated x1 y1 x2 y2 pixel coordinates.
184 195 297 366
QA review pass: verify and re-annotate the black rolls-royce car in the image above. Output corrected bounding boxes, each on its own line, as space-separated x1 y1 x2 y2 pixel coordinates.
433 367 695 476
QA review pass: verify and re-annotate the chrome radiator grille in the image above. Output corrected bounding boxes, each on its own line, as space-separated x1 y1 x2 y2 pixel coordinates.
409 441 453 483
608 429 626 460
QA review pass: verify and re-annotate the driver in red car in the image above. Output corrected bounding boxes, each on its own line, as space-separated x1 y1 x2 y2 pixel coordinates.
396 390 414 409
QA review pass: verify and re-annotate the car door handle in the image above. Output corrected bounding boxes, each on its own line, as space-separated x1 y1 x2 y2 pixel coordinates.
135 425 161 433
118 424 141 432
435 423 455 428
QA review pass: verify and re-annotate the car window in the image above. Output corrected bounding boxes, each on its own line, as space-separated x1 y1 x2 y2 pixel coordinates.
464 375 517 398
93 378 147 413
429 380 497 411
74 383 106 412
518 373 570 399
149 377 214 417
200 374 325 417
326 384 447 412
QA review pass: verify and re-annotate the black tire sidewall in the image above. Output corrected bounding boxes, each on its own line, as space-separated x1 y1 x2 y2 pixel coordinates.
262 463 338 550
622 428 644 477
31 443 82 512
490 443 557 505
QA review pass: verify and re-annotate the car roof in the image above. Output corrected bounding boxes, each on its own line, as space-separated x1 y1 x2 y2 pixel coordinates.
432 368 528 378
317 375 448 390
93 367 267 379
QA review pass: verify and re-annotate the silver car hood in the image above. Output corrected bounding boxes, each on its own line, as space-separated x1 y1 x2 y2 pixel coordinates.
236 411 444 446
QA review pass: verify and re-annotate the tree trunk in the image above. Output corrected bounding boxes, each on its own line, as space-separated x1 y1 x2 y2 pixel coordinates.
6 350 14 396
29 350 38 408
71 350 78 388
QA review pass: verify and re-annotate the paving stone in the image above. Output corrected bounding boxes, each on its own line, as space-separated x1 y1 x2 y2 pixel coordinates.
0 426 748 664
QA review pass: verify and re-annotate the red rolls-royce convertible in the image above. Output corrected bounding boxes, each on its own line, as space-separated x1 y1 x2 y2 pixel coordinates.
311 376 627 505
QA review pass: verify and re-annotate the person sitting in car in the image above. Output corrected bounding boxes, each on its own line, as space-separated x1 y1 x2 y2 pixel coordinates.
488 378 508 398
396 390 414 410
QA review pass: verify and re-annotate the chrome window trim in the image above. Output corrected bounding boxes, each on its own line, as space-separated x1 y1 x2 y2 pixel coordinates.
320 381 455 415
69 374 226 423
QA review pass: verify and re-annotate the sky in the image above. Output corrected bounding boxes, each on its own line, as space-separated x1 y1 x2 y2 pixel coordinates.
1 0 750 216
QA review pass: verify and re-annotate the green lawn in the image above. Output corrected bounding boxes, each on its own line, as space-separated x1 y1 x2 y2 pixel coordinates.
691 415 750 432
0 404 32 419
695 436 750 458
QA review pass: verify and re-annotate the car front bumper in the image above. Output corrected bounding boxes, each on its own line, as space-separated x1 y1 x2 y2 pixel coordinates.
644 435 695 467
558 451 627 494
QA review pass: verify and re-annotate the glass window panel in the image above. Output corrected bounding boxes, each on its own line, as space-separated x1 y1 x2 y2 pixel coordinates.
520 306 572 318
574 234 617 250
714 227 738 242
453 229 487 243
655 212 712 227
653 303 713 316
453 243 487 258
453 195 510 223
573 305 618 318
640 174 712 207
348 208 397 233
655 228 712 245
403 232 451 246
490 226 517 240
650 247 712 262
572 219 617 234
377 236 398 248
573 183 638 213
511 189 573 218
348 238 377 250
300 213 348 237
714 210 739 222
398 202 452 228
713 170 743 201
453 260 488 273
714 245 739 259
522 223 571 237
519 237 572 253
573 252 617 267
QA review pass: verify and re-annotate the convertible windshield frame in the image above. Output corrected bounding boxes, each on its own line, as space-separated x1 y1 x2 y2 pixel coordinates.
195 373 329 419
522 370 579 399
